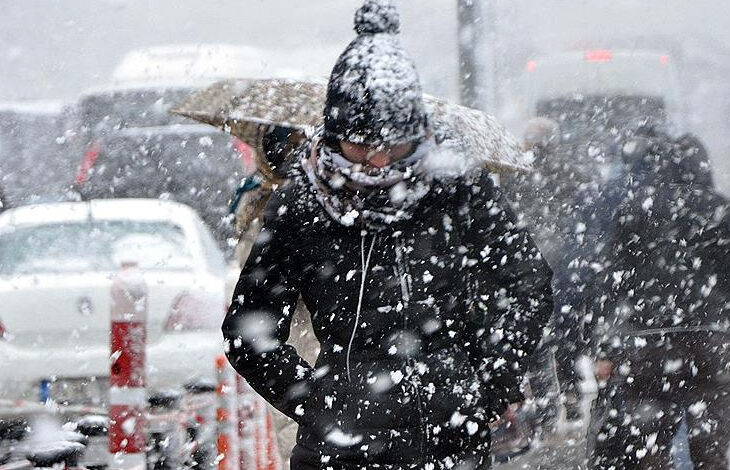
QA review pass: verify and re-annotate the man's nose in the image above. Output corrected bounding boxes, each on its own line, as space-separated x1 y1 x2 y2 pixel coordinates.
367 151 391 168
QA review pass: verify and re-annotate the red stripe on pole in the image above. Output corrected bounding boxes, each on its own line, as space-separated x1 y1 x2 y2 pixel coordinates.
217 407 230 422
253 399 262 470
264 410 277 470
109 265 147 468
217 434 231 470
110 321 146 388
215 355 228 370
237 376 255 470
109 404 146 453
216 355 236 470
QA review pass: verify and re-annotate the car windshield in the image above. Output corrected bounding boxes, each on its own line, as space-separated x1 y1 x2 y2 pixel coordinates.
78 88 195 132
0 220 193 275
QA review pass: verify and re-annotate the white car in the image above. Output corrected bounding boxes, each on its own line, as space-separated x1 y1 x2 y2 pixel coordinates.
0 199 227 407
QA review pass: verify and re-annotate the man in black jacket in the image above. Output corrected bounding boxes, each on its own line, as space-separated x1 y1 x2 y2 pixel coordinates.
221 1 554 468
587 130 730 469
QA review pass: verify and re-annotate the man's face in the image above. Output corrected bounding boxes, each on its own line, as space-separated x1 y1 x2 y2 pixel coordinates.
340 141 415 169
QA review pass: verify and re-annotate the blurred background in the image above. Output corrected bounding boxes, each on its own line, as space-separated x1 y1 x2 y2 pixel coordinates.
1 0 729 191
1 2 729 468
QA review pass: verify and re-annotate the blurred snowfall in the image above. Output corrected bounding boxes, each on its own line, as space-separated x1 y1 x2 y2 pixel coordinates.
1 0 729 188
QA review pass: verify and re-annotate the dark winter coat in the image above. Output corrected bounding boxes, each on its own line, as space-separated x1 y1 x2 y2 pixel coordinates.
222 162 554 469
592 134 730 359
501 143 597 392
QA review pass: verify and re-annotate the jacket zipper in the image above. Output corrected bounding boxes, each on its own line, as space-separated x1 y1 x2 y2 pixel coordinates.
395 236 429 459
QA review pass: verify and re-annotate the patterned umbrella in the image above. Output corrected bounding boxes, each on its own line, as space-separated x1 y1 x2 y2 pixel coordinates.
171 78 530 173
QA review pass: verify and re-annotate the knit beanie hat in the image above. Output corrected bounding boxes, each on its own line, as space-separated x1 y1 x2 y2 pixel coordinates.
323 0 429 147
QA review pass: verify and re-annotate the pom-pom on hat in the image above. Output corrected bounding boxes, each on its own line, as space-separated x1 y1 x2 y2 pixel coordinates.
324 0 428 147
354 0 400 34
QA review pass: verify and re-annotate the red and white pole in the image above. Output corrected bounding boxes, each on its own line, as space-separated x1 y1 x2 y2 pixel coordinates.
253 400 263 470
236 376 255 470
236 377 281 470
263 409 280 470
109 262 148 470
215 356 237 470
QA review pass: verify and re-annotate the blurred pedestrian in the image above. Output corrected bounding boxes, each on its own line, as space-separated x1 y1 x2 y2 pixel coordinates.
222 1 554 468
502 117 588 428
231 125 305 264
587 128 730 469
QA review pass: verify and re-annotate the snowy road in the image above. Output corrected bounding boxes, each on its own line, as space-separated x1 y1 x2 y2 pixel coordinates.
495 425 588 470
494 396 695 470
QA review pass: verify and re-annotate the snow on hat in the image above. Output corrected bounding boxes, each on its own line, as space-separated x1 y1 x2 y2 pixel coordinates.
324 0 429 147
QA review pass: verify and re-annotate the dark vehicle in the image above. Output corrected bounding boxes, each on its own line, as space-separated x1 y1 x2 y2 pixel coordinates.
525 49 681 182
0 101 75 206
71 86 254 253
74 86 201 133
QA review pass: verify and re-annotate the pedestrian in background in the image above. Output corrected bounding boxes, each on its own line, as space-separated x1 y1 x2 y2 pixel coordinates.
502 117 587 428
587 126 730 469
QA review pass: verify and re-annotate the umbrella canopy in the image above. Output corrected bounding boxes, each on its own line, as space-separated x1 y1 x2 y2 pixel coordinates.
171 78 530 173
171 78 323 146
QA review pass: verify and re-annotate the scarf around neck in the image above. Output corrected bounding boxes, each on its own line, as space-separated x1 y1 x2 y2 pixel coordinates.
302 132 435 229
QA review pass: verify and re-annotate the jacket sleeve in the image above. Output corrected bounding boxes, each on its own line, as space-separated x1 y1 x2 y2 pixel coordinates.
462 172 555 416
221 187 314 423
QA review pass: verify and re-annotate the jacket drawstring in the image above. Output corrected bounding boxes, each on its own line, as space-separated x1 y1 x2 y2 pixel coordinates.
395 236 429 457
394 236 412 314
347 233 377 383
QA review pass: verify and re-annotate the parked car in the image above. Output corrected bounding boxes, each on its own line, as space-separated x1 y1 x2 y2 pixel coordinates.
108 44 302 86
69 84 254 254
0 101 75 207
0 199 226 407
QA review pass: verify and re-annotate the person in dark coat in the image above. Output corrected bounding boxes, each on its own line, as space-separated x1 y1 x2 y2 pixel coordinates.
502 117 588 427
586 129 730 469
221 1 554 468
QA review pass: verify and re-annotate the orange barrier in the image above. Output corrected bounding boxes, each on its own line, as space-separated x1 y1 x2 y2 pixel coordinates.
232 367 281 470
215 356 238 470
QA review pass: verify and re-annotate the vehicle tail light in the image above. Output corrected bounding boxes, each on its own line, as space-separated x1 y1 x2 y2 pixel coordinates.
74 142 101 185
165 292 218 332
0 317 7 340
233 138 256 175
526 60 537 73
660 55 670 66
584 49 613 62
